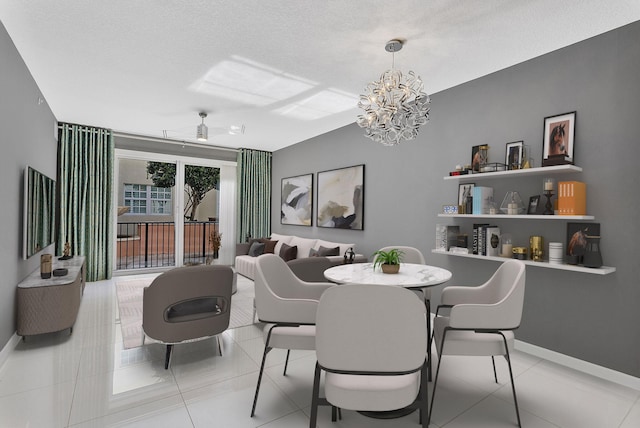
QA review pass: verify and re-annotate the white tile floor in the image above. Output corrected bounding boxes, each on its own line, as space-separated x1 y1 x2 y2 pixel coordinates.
1 276 640 428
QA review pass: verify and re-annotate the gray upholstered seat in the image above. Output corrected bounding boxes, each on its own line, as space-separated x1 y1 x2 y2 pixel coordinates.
250 253 334 417
142 264 234 369
429 259 526 427
310 283 429 427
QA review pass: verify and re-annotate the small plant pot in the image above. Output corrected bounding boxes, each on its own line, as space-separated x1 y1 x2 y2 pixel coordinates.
381 264 400 274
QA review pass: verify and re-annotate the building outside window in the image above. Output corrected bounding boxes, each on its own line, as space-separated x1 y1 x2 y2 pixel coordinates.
124 184 172 215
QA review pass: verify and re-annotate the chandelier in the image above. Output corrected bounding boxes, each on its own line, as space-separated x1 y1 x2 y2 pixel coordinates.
357 39 431 146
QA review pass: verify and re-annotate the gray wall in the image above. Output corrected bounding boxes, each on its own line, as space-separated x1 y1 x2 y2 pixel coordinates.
273 22 640 377
0 21 58 347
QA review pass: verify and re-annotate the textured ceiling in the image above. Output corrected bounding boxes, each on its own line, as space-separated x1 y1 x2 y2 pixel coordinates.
2 1 640 152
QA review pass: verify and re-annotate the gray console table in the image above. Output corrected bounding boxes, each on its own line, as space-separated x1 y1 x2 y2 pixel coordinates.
17 256 85 338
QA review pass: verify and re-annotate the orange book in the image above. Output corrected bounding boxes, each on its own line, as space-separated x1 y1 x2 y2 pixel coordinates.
558 181 586 215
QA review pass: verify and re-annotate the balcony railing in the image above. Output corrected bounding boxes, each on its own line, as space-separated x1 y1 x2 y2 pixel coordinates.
116 221 219 270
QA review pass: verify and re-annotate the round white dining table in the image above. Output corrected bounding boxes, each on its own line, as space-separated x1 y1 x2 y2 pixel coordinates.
324 262 452 288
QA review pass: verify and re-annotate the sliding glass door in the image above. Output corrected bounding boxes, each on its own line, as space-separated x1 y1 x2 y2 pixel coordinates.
114 149 236 272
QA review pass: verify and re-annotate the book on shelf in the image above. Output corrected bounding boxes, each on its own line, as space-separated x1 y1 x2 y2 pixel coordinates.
558 181 586 215
472 186 494 215
435 224 460 251
472 223 489 255
484 226 501 257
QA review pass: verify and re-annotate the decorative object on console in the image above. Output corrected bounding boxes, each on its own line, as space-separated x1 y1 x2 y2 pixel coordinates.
53 268 68 277
40 254 52 279
506 141 524 170
512 246 528 260
582 235 603 268
542 111 575 166
500 191 526 215
472 144 489 172
356 39 431 146
317 164 364 230
196 112 208 142
281 173 313 226
343 247 356 264
566 222 600 265
548 242 564 265
59 241 73 260
372 248 404 274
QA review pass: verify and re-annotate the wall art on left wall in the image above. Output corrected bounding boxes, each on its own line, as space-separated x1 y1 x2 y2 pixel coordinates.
281 173 313 226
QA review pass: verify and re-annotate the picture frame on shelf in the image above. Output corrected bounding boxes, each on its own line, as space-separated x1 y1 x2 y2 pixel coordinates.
471 145 487 172
317 164 364 230
505 141 524 170
566 222 600 264
542 111 575 166
458 183 475 206
281 173 313 226
527 195 541 215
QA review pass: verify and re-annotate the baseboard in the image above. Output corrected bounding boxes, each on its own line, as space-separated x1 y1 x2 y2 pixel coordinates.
515 340 640 391
0 333 21 369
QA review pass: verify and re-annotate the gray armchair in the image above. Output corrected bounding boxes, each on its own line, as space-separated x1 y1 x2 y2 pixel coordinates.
142 264 234 369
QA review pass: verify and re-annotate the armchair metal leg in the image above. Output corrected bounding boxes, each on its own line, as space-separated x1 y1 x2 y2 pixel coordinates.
309 362 322 428
425 299 432 381
251 326 276 417
283 349 291 375
428 329 448 426
164 344 173 370
492 356 498 383
217 335 223 356
499 333 522 428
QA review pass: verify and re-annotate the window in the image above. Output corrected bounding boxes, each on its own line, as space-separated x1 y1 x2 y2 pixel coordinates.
124 184 172 215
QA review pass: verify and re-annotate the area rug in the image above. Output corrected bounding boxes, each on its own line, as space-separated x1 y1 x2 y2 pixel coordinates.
115 272 256 349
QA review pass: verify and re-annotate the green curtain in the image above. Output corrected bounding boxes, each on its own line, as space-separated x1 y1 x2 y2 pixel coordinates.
236 148 271 242
57 123 114 281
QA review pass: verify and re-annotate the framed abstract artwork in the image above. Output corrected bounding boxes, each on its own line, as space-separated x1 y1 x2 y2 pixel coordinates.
281 174 313 226
317 164 364 230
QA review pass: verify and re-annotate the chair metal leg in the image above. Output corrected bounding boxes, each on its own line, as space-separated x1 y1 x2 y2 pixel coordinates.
309 362 322 428
217 335 223 356
492 355 498 383
283 349 291 375
164 344 173 370
425 298 432 381
331 406 337 422
251 326 275 417
428 329 448 426
420 359 429 428
499 333 522 428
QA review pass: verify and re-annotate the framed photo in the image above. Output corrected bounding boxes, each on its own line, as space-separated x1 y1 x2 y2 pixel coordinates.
542 111 576 166
527 195 541 215
566 222 600 261
281 174 313 226
458 183 475 207
505 141 524 170
317 164 364 230
471 145 487 172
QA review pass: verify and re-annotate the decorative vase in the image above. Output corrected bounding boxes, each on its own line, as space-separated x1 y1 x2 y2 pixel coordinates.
381 264 400 274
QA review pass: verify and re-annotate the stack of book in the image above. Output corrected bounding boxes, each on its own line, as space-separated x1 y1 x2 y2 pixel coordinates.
472 223 500 256
436 224 460 251
558 181 586 215
472 186 494 215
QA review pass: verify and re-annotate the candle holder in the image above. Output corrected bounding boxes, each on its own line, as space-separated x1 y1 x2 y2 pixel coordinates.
543 190 554 215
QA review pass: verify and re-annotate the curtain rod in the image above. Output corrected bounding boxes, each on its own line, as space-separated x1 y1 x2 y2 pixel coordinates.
112 131 239 153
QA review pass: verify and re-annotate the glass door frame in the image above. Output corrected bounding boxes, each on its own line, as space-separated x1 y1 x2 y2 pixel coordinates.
113 148 237 272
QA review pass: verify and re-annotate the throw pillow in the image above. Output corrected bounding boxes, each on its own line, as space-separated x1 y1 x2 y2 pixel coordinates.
309 245 340 257
259 238 278 254
248 241 266 257
279 243 298 262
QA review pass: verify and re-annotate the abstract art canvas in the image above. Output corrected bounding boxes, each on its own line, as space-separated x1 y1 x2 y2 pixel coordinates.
281 174 313 226
317 164 364 230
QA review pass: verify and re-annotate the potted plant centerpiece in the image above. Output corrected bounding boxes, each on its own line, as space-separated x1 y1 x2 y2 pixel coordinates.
372 248 404 274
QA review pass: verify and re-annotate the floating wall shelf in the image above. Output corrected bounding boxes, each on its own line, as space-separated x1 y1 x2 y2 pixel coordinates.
444 165 583 181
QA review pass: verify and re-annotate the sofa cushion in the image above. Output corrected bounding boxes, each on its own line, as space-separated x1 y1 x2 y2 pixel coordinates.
314 239 355 257
248 241 265 257
259 238 278 254
280 243 298 262
289 236 317 259
271 233 293 255
309 245 340 257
